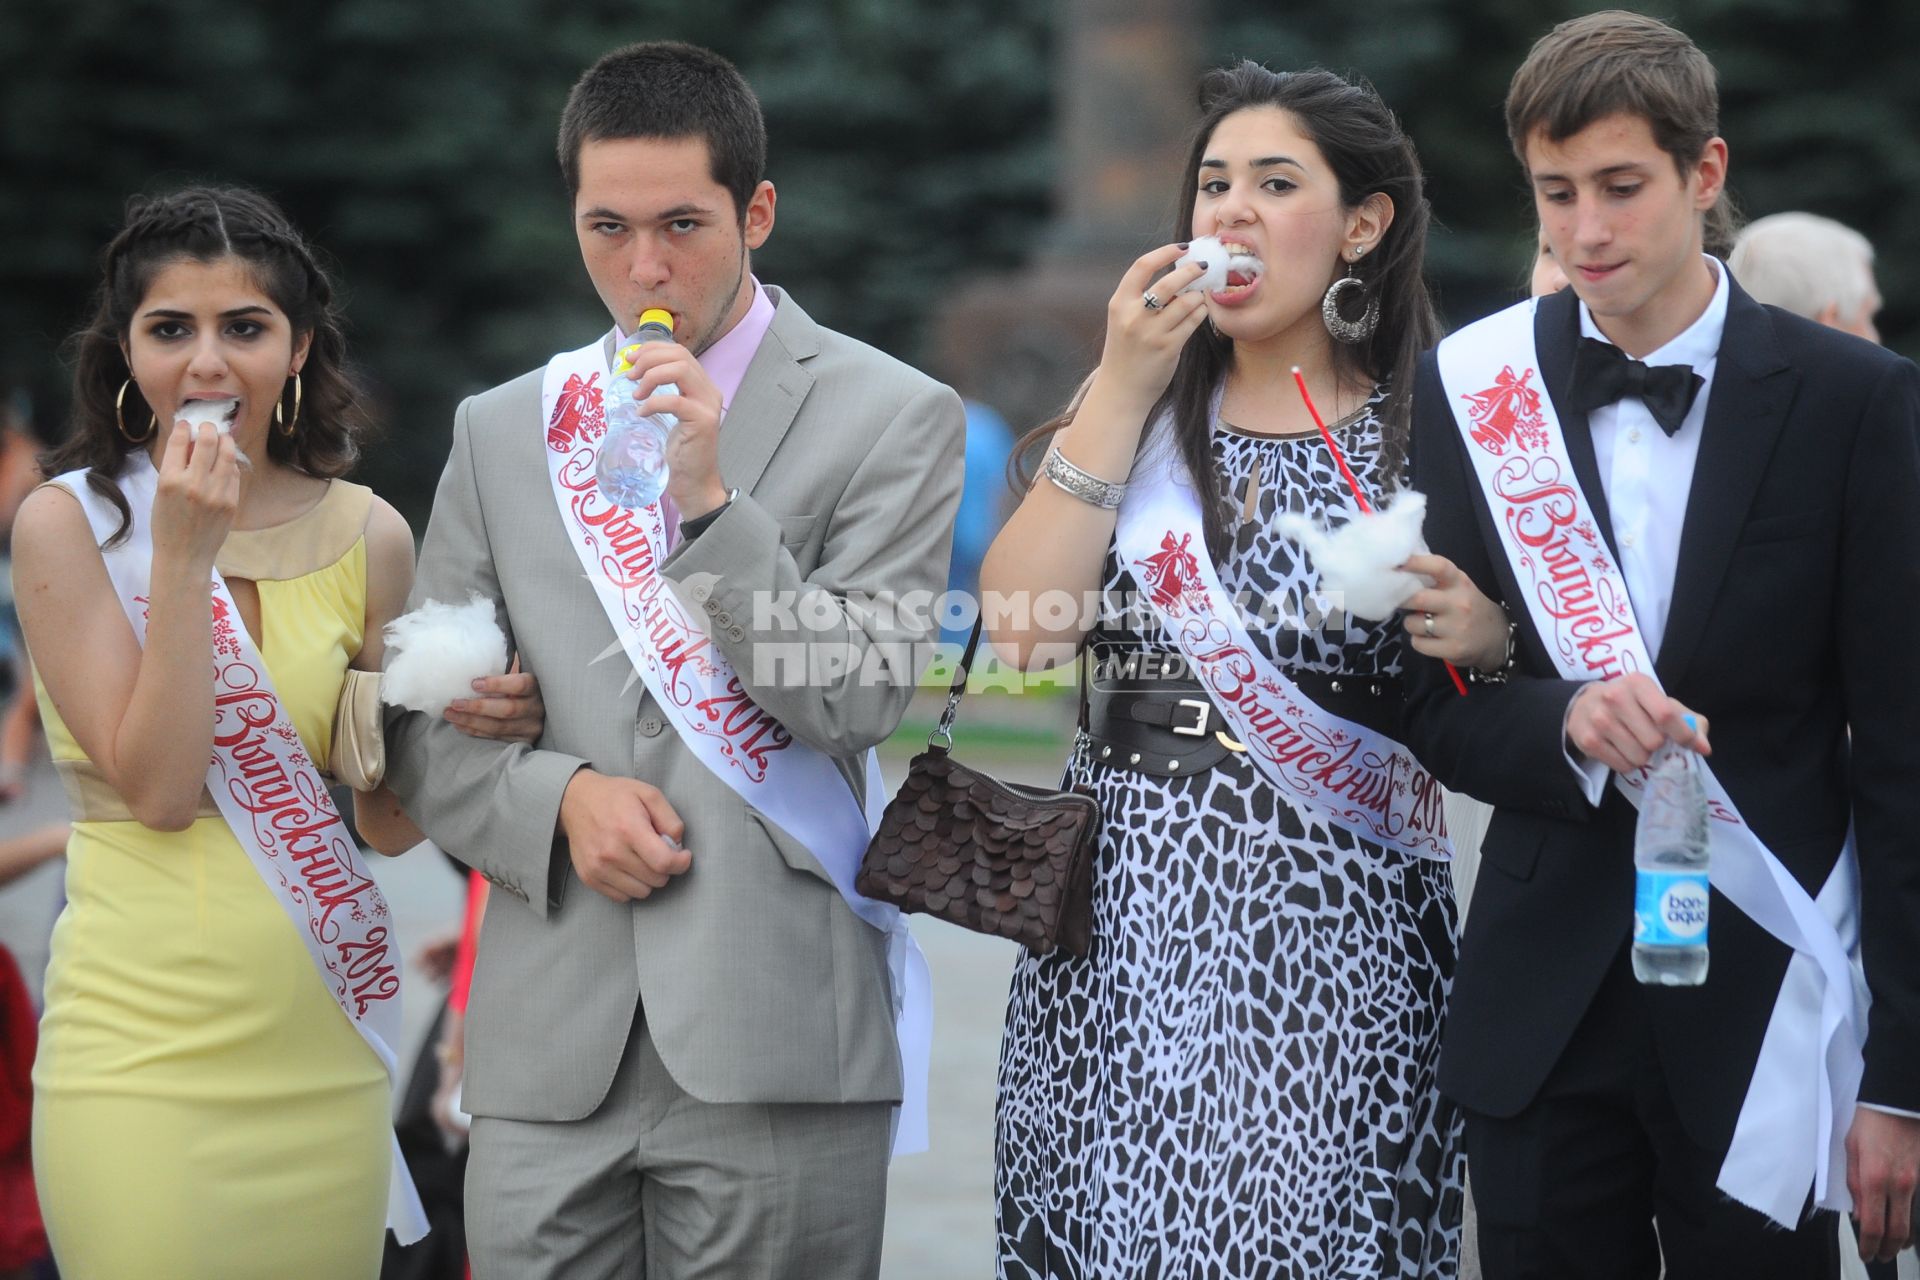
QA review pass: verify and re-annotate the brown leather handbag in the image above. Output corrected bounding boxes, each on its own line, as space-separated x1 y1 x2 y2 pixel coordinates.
856 621 1100 957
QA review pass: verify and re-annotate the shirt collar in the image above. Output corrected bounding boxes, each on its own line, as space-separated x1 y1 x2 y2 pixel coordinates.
611 278 778 414
697 278 777 412
1578 255 1730 369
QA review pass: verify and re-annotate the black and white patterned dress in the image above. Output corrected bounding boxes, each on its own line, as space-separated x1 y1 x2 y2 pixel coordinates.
995 394 1465 1279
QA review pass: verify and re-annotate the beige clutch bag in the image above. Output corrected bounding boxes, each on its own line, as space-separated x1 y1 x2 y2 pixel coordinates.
327 669 386 791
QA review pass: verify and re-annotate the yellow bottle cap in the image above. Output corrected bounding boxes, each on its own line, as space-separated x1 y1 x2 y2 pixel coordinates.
615 310 677 373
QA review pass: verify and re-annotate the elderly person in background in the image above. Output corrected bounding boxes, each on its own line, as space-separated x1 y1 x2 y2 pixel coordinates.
1735 209 1916 1280
1729 211 1882 343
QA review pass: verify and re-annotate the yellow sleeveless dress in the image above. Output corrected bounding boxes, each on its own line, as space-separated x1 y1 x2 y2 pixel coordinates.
31 480 390 1279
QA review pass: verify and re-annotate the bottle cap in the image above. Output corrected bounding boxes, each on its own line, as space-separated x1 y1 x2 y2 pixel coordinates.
614 310 676 373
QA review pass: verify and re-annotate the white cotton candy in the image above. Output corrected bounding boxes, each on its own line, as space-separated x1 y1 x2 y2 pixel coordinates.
1176 235 1232 295
176 399 240 435
1277 490 1432 621
382 595 509 716
175 399 251 469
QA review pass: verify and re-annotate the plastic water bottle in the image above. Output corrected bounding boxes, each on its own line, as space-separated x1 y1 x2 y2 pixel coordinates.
595 307 678 508
1632 742 1711 986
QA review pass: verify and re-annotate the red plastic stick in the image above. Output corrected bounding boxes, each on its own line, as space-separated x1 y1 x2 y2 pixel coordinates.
1290 368 1470 697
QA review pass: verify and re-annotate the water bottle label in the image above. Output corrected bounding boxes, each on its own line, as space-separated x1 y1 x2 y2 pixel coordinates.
1634 870 1710 947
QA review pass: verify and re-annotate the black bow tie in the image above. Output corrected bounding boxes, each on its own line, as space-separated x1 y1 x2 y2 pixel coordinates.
1569 337 1704 436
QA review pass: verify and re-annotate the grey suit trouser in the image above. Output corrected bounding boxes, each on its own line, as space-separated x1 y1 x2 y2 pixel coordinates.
465 1010 891 1280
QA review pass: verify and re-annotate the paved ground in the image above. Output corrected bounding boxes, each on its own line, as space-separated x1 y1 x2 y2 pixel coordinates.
4 712 1909 1279
0 720 1477 1279
879 912 1018 1276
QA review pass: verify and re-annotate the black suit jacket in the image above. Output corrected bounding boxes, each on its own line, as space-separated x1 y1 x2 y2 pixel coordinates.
1403 279 1920 1155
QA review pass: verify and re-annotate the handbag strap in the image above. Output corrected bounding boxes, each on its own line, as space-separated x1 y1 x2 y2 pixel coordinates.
931 619 1095 748
930 617 985 749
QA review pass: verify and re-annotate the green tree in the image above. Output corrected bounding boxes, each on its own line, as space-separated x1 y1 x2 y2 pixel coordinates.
6 0 1913 526
1219 0 1920 352
0 0 1053 521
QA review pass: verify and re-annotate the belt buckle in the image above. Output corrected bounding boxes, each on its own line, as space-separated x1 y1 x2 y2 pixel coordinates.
1171 698 1210 737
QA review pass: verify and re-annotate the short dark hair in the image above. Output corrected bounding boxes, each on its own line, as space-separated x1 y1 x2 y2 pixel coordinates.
1506 10 1719 179
557 41 767 219
49 185 370 544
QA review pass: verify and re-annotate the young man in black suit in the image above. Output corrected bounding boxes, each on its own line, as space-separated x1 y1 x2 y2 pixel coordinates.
1400 11 1920 1278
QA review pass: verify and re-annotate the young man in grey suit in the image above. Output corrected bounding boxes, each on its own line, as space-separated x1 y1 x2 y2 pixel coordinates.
386 41 965 1280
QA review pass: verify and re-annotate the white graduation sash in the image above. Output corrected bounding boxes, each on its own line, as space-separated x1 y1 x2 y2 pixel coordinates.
55 456 427 1243
1436 298 1868 1227
1112 424 1452 861
541 335 930 1155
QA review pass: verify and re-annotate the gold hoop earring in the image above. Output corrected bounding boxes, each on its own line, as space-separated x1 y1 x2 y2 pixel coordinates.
116 379 156 444
275 372 302 437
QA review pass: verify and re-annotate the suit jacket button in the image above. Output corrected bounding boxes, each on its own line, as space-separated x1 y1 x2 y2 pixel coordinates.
691 583 712 603
728 627 746 643
713 610 733 627
638 717 666 738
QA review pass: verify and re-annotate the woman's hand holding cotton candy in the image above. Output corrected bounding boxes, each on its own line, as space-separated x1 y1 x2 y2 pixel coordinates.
1094 243 1212 412
443 653 545 745
150 420 240 577
1399 554 1511 672
1174 236 1234 296
987 248 1207 670
1276 492 1429 620
382 594 509 718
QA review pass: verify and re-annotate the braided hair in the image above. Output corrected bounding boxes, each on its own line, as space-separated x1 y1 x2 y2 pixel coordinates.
48 185 371 542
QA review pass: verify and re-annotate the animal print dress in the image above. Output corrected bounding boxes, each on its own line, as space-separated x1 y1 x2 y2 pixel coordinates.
995 395 1465 1279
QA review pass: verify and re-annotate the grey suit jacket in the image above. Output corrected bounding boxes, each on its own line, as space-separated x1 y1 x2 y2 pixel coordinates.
386 288 965 1121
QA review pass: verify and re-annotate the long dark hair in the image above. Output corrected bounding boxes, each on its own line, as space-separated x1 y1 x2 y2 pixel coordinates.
1015 63 1440 561
47 185 371 543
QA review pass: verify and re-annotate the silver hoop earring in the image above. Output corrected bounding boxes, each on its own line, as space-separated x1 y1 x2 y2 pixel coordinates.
1322 270 1379 344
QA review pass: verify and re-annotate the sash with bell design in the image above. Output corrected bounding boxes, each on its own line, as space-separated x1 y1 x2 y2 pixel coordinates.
1436 297 1868 1227
1113 420 1452 861
541 334 931 1155
54 455 427 1243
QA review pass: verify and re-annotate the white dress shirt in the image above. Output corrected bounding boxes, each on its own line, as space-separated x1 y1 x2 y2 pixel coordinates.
1565 258 1729 804
1561 260 1920 1124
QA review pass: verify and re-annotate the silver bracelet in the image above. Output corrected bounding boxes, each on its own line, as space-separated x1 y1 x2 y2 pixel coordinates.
1467 617 1518 685
1043 449 1127 510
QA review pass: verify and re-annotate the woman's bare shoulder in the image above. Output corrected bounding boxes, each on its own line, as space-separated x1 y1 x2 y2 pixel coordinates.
12 482 97 571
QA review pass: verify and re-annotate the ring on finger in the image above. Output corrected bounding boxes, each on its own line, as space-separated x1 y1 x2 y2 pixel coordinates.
1423 612 1437 638
1142 290 1164 311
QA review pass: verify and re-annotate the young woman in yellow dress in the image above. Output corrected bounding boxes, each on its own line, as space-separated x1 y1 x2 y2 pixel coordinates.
13 186 541 1279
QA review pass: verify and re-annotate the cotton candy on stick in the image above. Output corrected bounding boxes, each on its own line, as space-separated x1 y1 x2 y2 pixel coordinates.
1282 367 1470 696
382 595 510 717
1277 492 1431 620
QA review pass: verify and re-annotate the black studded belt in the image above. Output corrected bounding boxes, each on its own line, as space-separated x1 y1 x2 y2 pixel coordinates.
1084 667 1404 779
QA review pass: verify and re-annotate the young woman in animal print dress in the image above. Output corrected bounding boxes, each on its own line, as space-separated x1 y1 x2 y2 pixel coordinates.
982 63 1514 1279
